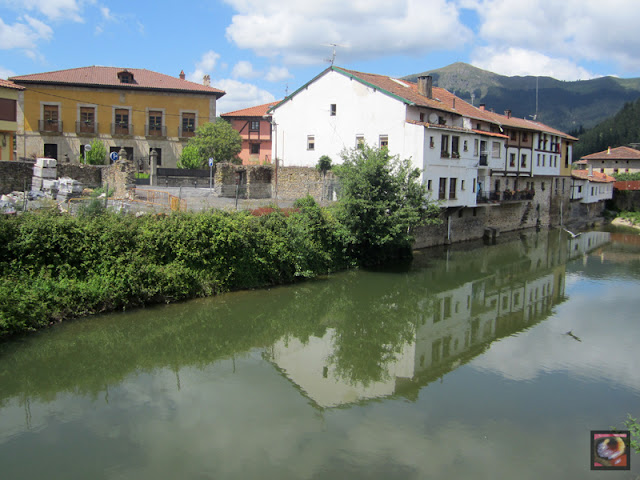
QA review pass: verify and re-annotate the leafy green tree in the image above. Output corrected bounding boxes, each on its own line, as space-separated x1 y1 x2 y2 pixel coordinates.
84 139 108 165
334 144 440 265
177 144 202 169
183 119 242 166
316 155 332 178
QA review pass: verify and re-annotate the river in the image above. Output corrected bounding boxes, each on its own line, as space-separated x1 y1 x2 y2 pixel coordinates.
0 227 639 479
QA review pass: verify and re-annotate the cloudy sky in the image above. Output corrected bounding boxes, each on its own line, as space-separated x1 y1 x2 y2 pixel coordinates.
1 0 640 113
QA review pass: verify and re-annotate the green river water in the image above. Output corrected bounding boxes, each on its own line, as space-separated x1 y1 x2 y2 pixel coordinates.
0 227 639 479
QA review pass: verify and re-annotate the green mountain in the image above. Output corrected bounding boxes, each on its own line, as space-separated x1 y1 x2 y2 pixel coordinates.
572 98 640 159
403 63 640 134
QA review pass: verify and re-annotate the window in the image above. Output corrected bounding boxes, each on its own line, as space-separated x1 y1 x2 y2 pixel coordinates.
79 106 95 134
114 109 129 135
542 154 546 166
541 182 545 191
438 116 446 125
577 185 582 193
451 136 460 157
463 140 468 152
510 153 516 167
429 136 435 148
521 153 527 167
0 98 16 122
148 111 163 136
522 132 528 142
427 179 432 190
537 154 540 166
250 143 260 155
420 113 425 122
43 105 59 132
441 135 449 157
109 146 134 163
182 113 196 137
461 180 465 190
355 135 364 149
492 141 501 158
473 178 476 193
330 104 336 116
250 120 259 131
379 135 389 149
449 178 457 199
44 143 58 160
307 135 315 151
439 178 446 200
510 130 517 141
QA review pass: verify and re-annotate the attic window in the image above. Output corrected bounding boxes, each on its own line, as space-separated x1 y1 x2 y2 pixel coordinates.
118 70 134 84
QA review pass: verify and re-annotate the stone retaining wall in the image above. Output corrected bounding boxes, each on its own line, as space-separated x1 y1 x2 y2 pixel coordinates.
0 160 33 194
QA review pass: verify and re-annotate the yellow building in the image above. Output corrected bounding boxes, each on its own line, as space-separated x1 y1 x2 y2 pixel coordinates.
10 67 224 168
0 79 24 161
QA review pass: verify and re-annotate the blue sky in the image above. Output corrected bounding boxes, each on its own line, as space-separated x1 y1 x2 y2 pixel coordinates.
2 0 640 113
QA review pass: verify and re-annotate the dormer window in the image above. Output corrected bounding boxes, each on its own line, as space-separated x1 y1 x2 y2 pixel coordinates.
118 70 134 84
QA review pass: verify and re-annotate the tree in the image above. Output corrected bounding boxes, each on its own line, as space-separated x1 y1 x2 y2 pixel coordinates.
84 139 108 165
177 145 202 169
334 144 440 265
182 119 242 167
316 155 332 178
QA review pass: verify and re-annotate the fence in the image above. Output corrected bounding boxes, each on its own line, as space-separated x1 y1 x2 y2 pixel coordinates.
132 188 187 211
476 189 536 204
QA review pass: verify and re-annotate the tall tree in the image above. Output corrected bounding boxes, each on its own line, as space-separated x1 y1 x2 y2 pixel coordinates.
181 119 242 167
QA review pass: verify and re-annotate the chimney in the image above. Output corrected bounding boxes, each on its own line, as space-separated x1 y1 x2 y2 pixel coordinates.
417 75 433 99
588 163 593 176
479 103 485 111
203 74 211 87
179 70 185 80
452 98 456 109
504 109 511 118
607 146 611 154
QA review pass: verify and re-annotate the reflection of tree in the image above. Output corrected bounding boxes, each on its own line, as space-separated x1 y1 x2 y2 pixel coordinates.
0 229 607 408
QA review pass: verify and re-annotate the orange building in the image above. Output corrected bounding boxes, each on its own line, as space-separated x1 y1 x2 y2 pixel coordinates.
221 101 279 165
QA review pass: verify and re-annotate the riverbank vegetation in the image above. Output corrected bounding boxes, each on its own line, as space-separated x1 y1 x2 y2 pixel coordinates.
0 146 439 338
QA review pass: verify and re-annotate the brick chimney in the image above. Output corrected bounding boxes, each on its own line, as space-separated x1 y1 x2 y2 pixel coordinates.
504 110 512 118
417 76 433 99
479 104 485 111
179 70 185 80
203 74 211 87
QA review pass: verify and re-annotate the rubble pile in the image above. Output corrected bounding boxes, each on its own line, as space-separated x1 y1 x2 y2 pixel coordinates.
57 177 84 202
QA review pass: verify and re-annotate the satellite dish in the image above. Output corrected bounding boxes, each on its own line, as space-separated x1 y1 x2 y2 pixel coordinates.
428 113 438 124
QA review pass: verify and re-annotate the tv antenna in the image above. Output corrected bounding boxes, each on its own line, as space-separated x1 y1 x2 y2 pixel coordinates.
529 76 539 121
324 43 344 65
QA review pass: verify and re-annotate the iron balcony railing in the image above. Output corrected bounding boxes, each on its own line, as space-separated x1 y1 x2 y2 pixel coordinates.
39 120 62 133
76 121 98 134
146 124 167 137
179 126 195 137
476 189 536 204
112 122 133 135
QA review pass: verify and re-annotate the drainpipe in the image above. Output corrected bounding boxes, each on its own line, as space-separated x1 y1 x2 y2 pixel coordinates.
447 213 451 243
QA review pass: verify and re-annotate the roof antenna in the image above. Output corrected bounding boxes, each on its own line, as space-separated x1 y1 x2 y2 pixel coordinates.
324 43 343 65
285 83 289 97
529 76 538 121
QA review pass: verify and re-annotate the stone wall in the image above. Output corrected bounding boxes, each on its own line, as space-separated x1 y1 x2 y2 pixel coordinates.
214 163 273 199
276 166 336 201
0 160 33 194
566 200 607 227
102 160 135 199
611 189 640 211
57 164 104 188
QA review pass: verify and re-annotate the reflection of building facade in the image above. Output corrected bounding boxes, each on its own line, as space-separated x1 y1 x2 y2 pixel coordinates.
268 231 611 407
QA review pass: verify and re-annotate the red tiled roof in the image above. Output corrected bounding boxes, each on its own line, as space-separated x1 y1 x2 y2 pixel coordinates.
581 146 640 161
221 100 281 118
480 110 578 141
0 78 24 90
614 180 640 191
9 66 224 96
571 169 615 183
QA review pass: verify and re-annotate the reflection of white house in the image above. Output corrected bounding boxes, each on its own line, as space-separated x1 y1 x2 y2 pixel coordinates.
570 168 615 203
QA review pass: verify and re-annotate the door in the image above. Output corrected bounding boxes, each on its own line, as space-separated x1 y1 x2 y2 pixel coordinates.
44 143 58 160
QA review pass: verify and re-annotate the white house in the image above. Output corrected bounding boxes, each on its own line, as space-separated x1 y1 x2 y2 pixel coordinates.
269 66 507 208
571 168 615 203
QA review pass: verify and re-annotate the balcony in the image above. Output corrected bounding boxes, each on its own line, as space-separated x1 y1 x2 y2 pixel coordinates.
179 126 195 138
39 119 62 133
112 123 133 136
476 189 536 204
76 121 98 135
479 154 488 166
146 124 166 137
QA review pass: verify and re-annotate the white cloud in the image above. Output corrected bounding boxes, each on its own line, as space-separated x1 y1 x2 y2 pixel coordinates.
469 0 640 74
215 78 276 114
224 0 472 65
0 15 52 50
0 66 15 79
265 66 292 82
187 50 222 83
100 6 113 21
472 47 597 81
232 60 259 79
19 0 84 22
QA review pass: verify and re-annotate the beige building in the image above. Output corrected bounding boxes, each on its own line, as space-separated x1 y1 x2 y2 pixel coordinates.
576 146 640 175
0 79 24 161
10 67 224 168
